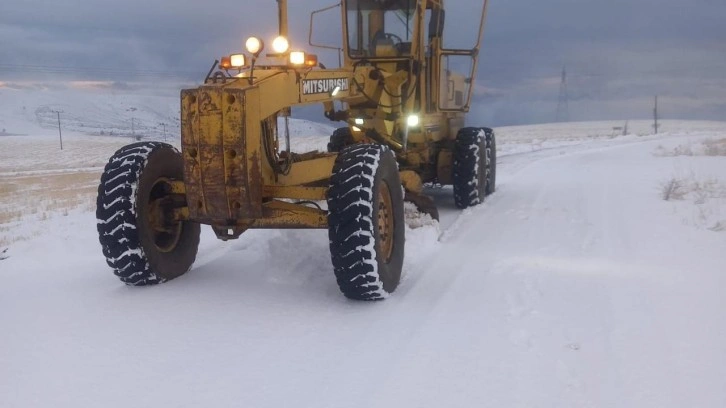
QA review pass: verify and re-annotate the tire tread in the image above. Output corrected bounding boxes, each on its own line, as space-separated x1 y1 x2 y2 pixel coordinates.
327 144 395 300
96 142 170 285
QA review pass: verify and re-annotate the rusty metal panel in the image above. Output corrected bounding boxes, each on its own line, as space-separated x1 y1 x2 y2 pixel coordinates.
181 89 205 219
253 201 328 229
243 88 266 196
262 186 328 200
222 88 262 219
197 87 227 222
181 86 262 224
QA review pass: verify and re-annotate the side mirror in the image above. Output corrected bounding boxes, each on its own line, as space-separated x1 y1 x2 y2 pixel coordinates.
309 3 343 67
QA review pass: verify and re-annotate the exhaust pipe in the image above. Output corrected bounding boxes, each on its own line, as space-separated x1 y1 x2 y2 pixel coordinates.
277 0 288 38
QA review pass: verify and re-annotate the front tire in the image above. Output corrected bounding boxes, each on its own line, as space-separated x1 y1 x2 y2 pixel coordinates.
327 144 405 300
327 127 354 152
96 142 200 285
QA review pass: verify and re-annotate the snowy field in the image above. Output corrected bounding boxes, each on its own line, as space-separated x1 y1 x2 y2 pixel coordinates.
2 105 726 406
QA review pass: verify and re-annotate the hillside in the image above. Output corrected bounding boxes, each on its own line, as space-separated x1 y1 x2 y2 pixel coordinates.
0 83 335 140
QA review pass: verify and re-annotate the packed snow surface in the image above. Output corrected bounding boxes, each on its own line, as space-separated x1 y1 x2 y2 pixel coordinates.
1 99 725 407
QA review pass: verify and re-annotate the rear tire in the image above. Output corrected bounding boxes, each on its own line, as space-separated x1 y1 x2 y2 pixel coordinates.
453 127 496 208
453 128 485 208
96 142 200 285
484 127 497 195
327 144 405 300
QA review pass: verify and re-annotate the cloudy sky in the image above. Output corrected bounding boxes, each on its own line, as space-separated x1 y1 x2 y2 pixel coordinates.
1 0 725 126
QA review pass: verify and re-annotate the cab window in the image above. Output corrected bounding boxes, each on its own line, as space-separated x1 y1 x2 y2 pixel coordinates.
346 0 416 58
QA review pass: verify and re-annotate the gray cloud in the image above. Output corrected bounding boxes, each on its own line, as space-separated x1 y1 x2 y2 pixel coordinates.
1 0 725 125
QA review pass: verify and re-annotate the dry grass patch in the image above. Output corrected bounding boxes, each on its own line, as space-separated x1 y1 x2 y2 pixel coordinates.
660 175 726 232
0 170 100 246
661 176 725 202
0 135 131 174
0 209 24 224
661 178 688 201
0 183 20 195
655 138 726 157
702 138 726 156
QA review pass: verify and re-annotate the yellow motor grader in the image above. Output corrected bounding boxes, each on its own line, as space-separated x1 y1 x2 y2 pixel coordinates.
96 0 495 300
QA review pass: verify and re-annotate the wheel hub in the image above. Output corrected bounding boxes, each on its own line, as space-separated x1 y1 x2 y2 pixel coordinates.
377 180 394 263
147 178 183 253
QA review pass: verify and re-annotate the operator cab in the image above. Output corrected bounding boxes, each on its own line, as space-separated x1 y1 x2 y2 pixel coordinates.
345 0 417 58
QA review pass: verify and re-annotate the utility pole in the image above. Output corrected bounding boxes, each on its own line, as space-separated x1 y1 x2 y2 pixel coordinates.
127 107 138 141
53 110 63 150
556 66 570 122
653 96 660 134
161 122 167 142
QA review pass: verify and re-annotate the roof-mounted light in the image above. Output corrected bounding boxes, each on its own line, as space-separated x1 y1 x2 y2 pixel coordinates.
220 56 232 70
272 36 290 54
230 54 246 68
289 51 318 67
245 37 264 56
289 51 305 65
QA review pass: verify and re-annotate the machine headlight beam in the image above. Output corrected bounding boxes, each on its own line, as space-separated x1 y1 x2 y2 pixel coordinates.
272 36 290 54
245 37 264 56
230 54 246 68
289 51 318 67
289 51 306 65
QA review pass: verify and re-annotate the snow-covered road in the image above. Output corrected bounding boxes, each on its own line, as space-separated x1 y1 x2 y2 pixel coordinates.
2 131 725 408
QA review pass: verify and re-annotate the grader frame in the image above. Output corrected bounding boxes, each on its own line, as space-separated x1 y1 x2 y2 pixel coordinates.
177 0 488 237
96 0 494 300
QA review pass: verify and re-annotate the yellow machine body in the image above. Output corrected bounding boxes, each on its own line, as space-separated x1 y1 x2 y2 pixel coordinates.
178 0 489 239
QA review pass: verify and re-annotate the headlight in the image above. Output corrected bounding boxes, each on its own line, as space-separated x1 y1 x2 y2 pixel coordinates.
272 36 290 54
230 54 246 68
289 51 306 65
407 115 420 127
289 51 318 67
245 37 264 55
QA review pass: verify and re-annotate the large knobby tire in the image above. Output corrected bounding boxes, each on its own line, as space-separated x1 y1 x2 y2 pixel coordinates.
327 127 354 153
96 142 200 285
453 127 495 208
327 144 405 300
